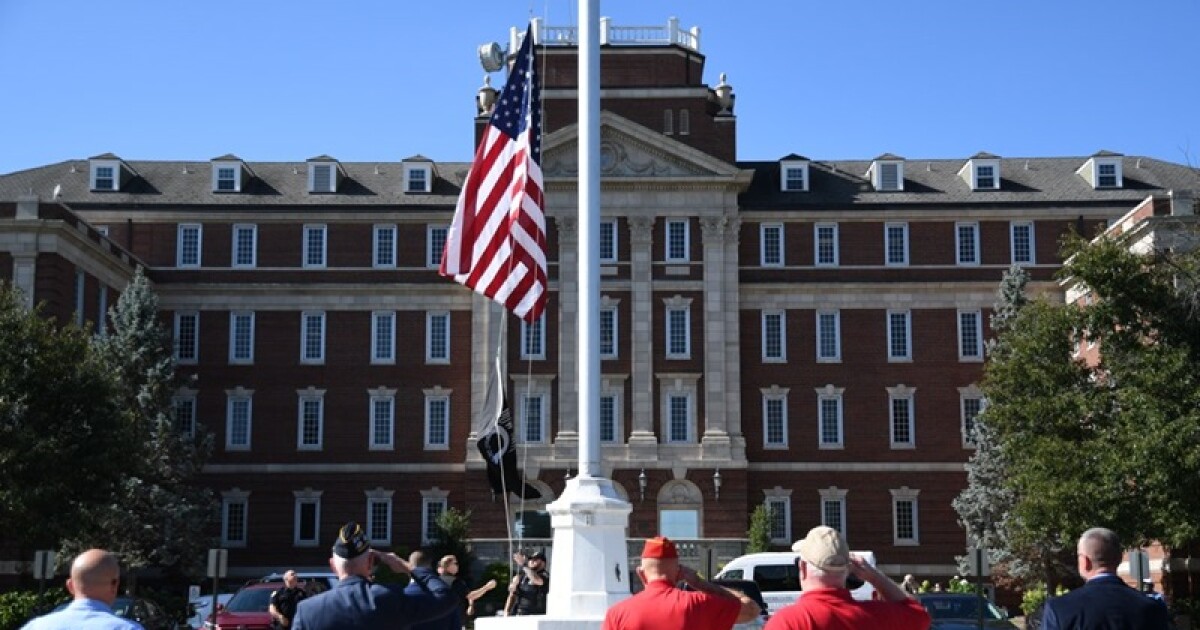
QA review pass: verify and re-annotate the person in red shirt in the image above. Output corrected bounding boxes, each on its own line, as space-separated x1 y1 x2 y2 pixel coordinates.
764 526 931 630
602 536 760 630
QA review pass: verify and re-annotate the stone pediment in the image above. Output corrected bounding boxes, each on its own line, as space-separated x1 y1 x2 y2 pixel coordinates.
541 111 739 180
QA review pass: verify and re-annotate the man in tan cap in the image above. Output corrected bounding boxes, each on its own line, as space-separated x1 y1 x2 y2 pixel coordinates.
602 536 760 630
764 526 930 630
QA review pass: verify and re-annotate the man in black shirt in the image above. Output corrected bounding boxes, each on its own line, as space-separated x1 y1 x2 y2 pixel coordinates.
505 550 549 616
269 570 308 629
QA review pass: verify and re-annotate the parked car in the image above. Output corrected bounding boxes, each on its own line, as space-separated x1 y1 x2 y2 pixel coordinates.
714 551 877 612
187 593 233 630
917 593 1018 629
206 582 280 630
51 596 175 630
682 578 769 630
257 572 339 591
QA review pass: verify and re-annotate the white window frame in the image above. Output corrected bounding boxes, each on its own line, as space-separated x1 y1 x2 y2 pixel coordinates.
665 219 690 263
891 487 921 545
426 311 450 364
816 310 841 362
815 385 844 449
761 310 787 363
521 314 546 360
887 310 912 362
814 223 839 267
296 389 325 451
888 385 916 449
781 160 809 192
958 309 983 361
872 160 904 192
228 311 255 364
366 488 394 545
427 225 449 269
174 311 199 364
1095 160 1122 188
956 222 980 266
599 377 624 444
225 388 253 451
213 164 241 192
1010 221 1035 265
959 386 986 448
519 392 549 444
177 224 202 268
761 386 789 449
173 390 197 438
763 489 792 544
373 224 397 269
420 489 449 544
678 109 690 135
664 296 692 359
599 301 619 359
884 222 909 266
293 490 322 547
300 311 326 364
302 224 327 268
820 486 849 536
404 164 432 193
90 161 120 191
371 311 396 364
232 224 257 268
368 388 396 450
221 489 249 547
308 162 336 193
424 388 451 450
599 219 618 263
975 164 997 190
760 223 784 267
658 375 700 445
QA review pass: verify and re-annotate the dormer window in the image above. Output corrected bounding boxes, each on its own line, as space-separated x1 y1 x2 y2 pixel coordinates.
307 156 341 194
89 155 126 191
958 154 1001 191
402 156 434 194
1076 153 1123 189
94 166 115 190
211 155 246 193
780 156 810 192
867 155 905 191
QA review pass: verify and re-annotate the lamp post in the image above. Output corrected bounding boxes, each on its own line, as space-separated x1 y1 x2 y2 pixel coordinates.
638 469 647 502
712 469 722 501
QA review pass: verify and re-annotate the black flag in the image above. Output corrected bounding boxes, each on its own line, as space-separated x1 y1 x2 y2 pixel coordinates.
477 355 541 499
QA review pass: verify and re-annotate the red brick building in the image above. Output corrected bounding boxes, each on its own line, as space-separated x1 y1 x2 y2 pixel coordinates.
2 17 1199 582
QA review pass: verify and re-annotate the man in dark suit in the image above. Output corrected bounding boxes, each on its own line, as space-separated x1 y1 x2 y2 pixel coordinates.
1042 527 1170 630
292 522 466 630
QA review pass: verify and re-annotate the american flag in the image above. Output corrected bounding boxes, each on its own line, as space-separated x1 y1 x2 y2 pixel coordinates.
440 24 546 323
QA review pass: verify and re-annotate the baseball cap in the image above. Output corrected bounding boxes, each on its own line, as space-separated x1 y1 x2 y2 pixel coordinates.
333 521 371 559
529 551 547 562
793 526 849 572
641 536 679 559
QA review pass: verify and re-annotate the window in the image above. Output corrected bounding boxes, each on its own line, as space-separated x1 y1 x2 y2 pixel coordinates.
426 311 450 363
663 109 674 135
762 310 786 362
956 222 980 265
958 309 983 360
177 224 202 267
599 304 618 359
599 393 619 443
232 224 257 268
1097 162 1119 188
814 223 838 266
369 389 396 450
421 492 448 544
892 487 920 545
366 489 394 545
521 314 546 360
762 387 789 448
877 162 902 191
427 225 449 268
300 311 326 363
665 301 691 359
405 165 431 193
371 311 395 364
297 390 324 450
1010 222 1035 265
885 223 909 266
660 508 700 539
760 223 784 267
173 392 197 438
520 393 547 444
781 160 809 192
766 496 790 543
229 311 255 364
294 491 321 547
816 386 844 449
888 386 916 449
92 165 116 191
174 312 199 364
960 387 985 448
678 109 690 135
214 166 239 192
599 219 618 263
887 310 911 361
309 163 335 193
820 487 848 535
666 393 691 443
226 389 253 451
816 310 841 362
975 165 996 189
374 225 397 268
303 225 327 268
665 219 689 262
425 390 450 449
658 376 699 445
221 490 249 547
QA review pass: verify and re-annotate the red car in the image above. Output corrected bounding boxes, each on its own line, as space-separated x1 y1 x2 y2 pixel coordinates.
206 582 280 630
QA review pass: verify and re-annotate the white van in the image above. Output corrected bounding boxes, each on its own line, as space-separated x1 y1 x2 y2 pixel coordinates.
714 551 877 613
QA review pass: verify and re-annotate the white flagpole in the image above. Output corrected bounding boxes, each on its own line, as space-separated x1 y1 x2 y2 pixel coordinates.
577 0 600 479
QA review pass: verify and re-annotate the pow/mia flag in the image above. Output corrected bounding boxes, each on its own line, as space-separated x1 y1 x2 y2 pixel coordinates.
476 355 541 499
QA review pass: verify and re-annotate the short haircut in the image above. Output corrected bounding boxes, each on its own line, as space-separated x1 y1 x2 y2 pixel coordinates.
1079 527 1123 568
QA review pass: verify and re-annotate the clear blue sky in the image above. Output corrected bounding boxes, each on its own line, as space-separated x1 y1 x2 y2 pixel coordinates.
3 0 1198 175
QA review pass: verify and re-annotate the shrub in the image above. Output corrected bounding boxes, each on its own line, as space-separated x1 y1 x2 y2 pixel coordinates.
0 589 69 630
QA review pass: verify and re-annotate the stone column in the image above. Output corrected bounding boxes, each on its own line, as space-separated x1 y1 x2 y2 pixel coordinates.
724 218 746 460
627 215 657 457
700 215 731 459
555 215 580 451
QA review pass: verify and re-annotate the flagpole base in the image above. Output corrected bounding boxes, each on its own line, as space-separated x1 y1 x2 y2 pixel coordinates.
476 615 604 630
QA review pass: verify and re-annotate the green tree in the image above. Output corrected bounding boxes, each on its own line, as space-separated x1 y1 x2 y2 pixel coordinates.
428 508 477 582
0 283 127 551
746 504 772 553
61 268 215 576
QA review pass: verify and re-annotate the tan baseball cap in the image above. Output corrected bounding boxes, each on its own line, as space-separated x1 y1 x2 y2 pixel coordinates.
793 526 850 572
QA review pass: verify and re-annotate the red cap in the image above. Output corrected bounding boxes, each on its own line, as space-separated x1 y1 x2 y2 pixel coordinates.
641 536 678 559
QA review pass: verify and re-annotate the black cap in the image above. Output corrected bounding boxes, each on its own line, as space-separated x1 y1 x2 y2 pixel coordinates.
333 521 371 559
529 551 547 562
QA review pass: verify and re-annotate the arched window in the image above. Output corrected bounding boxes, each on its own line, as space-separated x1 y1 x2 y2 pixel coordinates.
663 109 674 135
678 109 690 135
657 479 703 538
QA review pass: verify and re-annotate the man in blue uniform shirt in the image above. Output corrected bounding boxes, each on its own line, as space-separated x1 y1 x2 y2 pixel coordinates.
292 522 466 630
1042 527 1170 630
22 549 143 630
